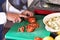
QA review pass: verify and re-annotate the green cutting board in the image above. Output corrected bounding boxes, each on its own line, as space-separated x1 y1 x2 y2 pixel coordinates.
5 15 50 40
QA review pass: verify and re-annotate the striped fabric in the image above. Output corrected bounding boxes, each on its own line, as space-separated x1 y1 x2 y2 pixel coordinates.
9 0 27 10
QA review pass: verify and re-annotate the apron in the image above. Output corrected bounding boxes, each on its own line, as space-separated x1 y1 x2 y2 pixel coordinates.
6 0 33 13
6 0 27 13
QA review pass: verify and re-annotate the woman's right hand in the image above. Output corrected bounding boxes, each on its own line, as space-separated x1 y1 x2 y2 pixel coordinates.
6 12 27 23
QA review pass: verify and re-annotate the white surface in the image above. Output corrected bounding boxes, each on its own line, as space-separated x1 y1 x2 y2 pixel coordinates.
43 13 60 32
0 12 7 24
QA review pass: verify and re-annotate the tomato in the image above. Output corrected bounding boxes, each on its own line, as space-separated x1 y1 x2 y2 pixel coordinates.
31 23 39 28
18 26 24 32
34 37 43 40
26 22 39 32
28 23 39 29
26 24 35 32
28 17 36 23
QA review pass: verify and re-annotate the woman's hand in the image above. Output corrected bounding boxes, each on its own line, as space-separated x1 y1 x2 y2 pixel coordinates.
22 10 34 17
6 10 34 23
7 12 27 23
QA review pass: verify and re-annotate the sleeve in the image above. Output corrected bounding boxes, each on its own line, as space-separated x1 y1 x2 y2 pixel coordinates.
0 12 7 24
6 0 27 14
8 5 26 14
0 0 6 12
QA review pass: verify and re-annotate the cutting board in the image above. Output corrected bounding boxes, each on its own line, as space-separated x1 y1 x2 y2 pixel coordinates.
5 15 50 40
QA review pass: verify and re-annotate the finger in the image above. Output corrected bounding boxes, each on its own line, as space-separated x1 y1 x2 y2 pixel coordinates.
12 17 17 23
12 17 18 23
18 17 22 22
13 20 16 23
24 11 34 17
29 13 33 16
8 18 15 23
19 14 28 18
15 19 18 23
13 17 21 23
29 12 34 16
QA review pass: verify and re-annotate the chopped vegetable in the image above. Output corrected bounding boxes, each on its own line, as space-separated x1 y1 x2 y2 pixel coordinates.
26 24 35 32
34 37 43 40
43 36 54 40
28 17 36 23
18 26 24 32
46 16 60 30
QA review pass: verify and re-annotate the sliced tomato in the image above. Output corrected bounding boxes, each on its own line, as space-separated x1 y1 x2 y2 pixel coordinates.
31 23 39 28
18 26 24 32
28 17 36 23
28 23 39 29
26 24 35 32
34 37 43 40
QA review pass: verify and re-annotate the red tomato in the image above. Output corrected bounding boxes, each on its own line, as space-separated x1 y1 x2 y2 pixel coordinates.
34 37 43 40
28 17 36 23
26 22 39 32
31 23 39 28
27 23 39 29
26 24 35 32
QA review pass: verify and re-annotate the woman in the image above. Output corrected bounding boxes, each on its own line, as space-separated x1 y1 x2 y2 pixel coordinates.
0 0 34 40
2 0 34 23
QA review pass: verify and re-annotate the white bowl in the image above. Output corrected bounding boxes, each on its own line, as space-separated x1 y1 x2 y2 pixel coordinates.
43 13 60 32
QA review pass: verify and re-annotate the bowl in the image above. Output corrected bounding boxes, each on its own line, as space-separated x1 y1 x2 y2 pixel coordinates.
43 13 60 32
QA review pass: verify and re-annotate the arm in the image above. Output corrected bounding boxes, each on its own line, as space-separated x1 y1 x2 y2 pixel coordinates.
2 0 34 23
2 0 27 14
2 0 26 13
0 12 7 24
